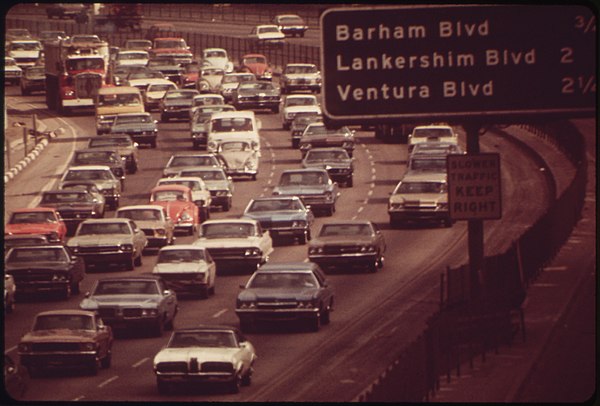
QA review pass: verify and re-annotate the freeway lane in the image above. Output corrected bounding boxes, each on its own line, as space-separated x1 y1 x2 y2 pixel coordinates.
3 82 552 401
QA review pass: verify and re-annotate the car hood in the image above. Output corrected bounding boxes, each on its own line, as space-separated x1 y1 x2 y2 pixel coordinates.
196 236 261 249
152 201 194 219
21 329 99 343
243 211 307 221
303 161 351 170
283 73 319 80
5 223 60 234
154 347 238 364
310 235 374 246
68 235 133 246
10 50 40 58
5 261 70 272
204 180 231 190
129 219 165 229
219 151 255 166
243 63 268 75
274 185 329 195
389 193 447 205
163 99 193 107
112 123 157 132
81 295 161 308
285 106 321 115
153 262 208 274
238 287 318 301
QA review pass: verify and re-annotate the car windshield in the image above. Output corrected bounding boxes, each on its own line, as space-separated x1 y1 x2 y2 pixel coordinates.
89 137 132 147
157 249 205 263
98 93 141 107
180 170 225 181
159 180 200 190
211 117 252 132
9 211 56 223
168 331 236 348
223 74 254 84
286 97 316 107
93 280 159 295
194 96 223 106
128 71 164 80
396 181 447 194
148 84 175 92
286 65 316 74
74 152 118 164
119 52 147 60
279 16 304 24
409 158 448 172
152 190 187 202
77 222 131 235
247 199 301 212
319 224 372 237
242 56 267 65
258 26 280 34
305 150 348 162
204 50 226 58
41 192 89 203
7 247 67 263
114 115 151 125
201 223 254 238
154 39 186 49
412 128 454 138
33 315 94 331
64 170 113 181
66 58 104 71
248 272 318 288
304 125 342 136
10 42 41 51
117 209 161 221
279 172 326 186
169 156 216 167
166 91 196 100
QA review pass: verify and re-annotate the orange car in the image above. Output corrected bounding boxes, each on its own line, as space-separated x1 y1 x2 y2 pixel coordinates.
149 185 200 235
5 207 67 243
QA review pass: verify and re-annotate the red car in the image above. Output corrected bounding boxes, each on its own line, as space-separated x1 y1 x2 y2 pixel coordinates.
239 53 273 81
149 37 193 64
149 185 200 235
5 207 67 243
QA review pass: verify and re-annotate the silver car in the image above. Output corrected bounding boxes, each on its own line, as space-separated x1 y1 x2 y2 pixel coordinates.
60 165 122 210
272 169 339 216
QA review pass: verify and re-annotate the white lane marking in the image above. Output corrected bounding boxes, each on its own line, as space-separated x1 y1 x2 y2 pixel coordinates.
357 207 364 213
543 266 568 272
212 309 228 318
97 375 119 388
72 396 85 401
367 190 373 197
5 346 17 354
132 357 149 368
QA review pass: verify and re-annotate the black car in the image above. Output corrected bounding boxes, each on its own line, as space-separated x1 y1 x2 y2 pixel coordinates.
235 262 334 332
231 81 281 113
4 245 86 300
299 122 356 158
301 147 354 187
4 234 50 251
110 113 158 148
70 148 126 182
38 189 105 234
160 89 200 122
272 14 308 37
20 66 46 95
289 113 322 149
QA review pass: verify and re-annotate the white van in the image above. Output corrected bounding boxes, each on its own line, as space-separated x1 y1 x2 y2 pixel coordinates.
95 86 144 134
206 110 261 153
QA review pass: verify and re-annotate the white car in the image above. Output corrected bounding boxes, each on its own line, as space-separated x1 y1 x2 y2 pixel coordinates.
189 93 225 119
195 67 225 94
280 94 322 130
7 39 42 68
201 47 234 73
218 72 256 102
114 50 149 67
207 110 261 153
408 124 459 153
152 245 216 298
115 205 175 250
250 24 285 48
280 63 322 94
144 78 178 110
216 139 260 180
4 57 22 85
153 325 257 394
156 176 212 220
194 218 273 272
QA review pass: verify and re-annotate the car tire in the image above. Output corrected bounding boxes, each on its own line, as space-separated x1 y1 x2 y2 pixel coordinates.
241 369 252 386
199 285 209 299
165 315 175 331
326 205 335 216
271 106 279 114
151 139 157 148
222 199 231 212
161 115 169 123
88 359 100 376
125 256 135 271
298 232 308 245
134 252 142 267
5 296 15 313
309 313 321 332
229 372 242 394
283 122 290 130
63 283 72 300
152 317 164 337
71 279 81 295
209 284 215 296
101 350 112 368
321 304 331 325
346 177 353 187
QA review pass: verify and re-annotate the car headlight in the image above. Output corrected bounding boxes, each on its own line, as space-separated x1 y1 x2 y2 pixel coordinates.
297 301 314 309
437 202 448 209
291 220 306 228
360 245 376 253
155 229 166 236
325 191 333 199
71 246 80 253
244 248 261 257
64 90 75 97
179 212 193 222
18 343 31 353
215 190 229 196
238 301 256 309
308 246 323 255
142 309 158 317
120 244 133 252
389 202 404 210
81 342 96 351
52 273 68 281
198 81 209 91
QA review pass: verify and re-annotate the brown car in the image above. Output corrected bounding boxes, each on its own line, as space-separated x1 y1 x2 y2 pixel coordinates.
18 310 113 377
308 220 386 273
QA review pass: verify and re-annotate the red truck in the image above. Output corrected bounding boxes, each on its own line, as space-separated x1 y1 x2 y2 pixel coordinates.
43 37 109 114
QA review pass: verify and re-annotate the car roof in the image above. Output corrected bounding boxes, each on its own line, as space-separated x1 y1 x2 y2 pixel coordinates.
36 309 96 317
401 171 448 182
158 244 205 251
11 207 57 213
117 204 165 211
210 110 255 120
151 184 191 192
257 262 318 272
201 218 258 226
66 165 112 171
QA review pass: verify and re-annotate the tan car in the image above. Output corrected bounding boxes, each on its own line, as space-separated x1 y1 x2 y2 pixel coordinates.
18 310 113 377
95 86 144 135
388 171 451 228
116 205 175 250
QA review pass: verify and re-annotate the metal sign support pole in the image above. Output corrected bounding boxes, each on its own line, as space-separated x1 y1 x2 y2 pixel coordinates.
464 122 484 300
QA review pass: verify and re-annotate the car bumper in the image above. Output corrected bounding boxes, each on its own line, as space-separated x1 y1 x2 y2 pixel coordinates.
162 109 190 119
75 252 133 265
97 315 160 329
20 353 97 368
309 253 378 268
389 210 450 222
145 236 170 248
234 100 279 110
14 281 69 294
236 307 319 322
128 133 157 145
156 372 236 384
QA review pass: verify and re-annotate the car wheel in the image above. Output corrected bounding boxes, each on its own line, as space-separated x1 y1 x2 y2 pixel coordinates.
152 317 164 337
222 199 231 212
298 232 308 245
125 256 135 271
346 177 353 187
88 359 100 376
151 139 157 148
71 279 81 295
241 369 252 386
292 140 299 149
321 305 331 325
309 313 321 332
128 162 138 174
134 252 142 267
209 284 215 296
283 122 290 130
5 296 15 313
271 106 279 114
165 315 175 331
63 283 72 300
326 205 335 216
229 372 242 394
100 350 112 368
199 285 209 299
